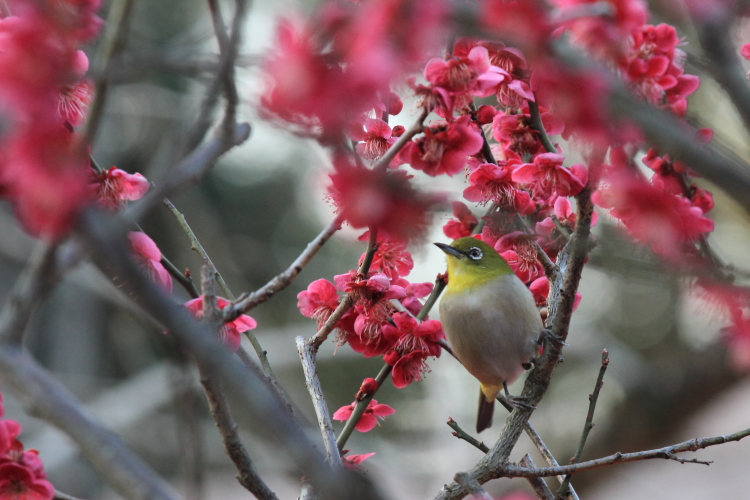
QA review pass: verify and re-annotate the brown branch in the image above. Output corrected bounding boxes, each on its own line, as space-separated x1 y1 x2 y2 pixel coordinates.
224 215 344 320
197 267 279 500
296 337 343 468
77 209 384 500
519 455 554 500
498 426 750 478
527 99 557 154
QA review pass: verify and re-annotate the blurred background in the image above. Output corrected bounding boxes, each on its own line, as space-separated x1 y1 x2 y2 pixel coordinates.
2 0 750 499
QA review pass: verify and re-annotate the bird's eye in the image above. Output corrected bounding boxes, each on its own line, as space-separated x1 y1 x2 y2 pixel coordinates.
467 247 483 260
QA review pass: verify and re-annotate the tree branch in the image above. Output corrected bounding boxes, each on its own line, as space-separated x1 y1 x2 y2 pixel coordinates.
519 455 554 500
297 337 343 468
224 215 344 320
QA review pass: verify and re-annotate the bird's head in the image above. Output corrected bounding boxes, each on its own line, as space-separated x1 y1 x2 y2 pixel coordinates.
435 237 514 292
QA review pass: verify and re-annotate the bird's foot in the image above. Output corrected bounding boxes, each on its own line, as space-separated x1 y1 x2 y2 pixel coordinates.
537 328 568 348
499 393 536 411
521 361 532 370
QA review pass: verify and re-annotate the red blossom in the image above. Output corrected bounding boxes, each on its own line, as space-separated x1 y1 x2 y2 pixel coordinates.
394 278 434 316
341 451 376 470
495 232 545 284
95 166 149 210
399 115 484 177
332 399 395 432
0 463 54 500
382 312 444 357
328 159 438 240
463 161 536 214
297 279 340 326
384 349 431 388
348 118 398 161
443 201 478 240
492 107 564 157
358 231 414 279
593 171 714 258
512 153 587 200
184 297 257 353
128 232 172 293
355 378 378 400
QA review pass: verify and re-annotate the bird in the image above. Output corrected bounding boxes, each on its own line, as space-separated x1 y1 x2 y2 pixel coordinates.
435 236 543 433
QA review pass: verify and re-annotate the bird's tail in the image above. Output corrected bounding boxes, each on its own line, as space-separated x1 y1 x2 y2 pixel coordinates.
476 385 498 433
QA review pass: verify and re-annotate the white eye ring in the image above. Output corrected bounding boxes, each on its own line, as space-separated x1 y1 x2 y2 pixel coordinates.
467 247 483 260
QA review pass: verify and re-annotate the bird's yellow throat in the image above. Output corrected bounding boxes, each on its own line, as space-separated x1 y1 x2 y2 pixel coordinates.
443 254 513 296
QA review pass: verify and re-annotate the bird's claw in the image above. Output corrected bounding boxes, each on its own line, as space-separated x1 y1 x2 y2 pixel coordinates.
499 392 536 411
537 328 568 348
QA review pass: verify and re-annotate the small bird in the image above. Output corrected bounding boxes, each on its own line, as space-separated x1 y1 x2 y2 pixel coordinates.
436 237 543 433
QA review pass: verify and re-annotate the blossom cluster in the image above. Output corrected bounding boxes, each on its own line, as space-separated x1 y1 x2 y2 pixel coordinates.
0 393 54 500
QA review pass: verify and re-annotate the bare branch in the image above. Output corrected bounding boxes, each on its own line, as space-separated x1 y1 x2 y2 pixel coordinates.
519 455 554 500
296 337 343 468
224 215 344 320
54 490 86 500
498 426 750 478
77 209 384 500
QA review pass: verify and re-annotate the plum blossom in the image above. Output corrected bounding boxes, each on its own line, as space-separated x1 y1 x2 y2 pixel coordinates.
398 115 484 177
443 201 478 240
128 232 172 293
184 297 257 353
348 118 398 160
332 399 395 432
297 279 340 327
96 167 149 210
512 153 587 200
463 161 535 214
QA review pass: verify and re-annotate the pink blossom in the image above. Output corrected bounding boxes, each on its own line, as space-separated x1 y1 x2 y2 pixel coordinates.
495 232 544 284
443 201 478 240
95 166 149 210
348 118 398 161
358 232 414 279
512 153 587 199
328 159 437 240
341 452 376 470
332 399 395 432
128 232 172 293
384 349 430 388
184 297 257 353
0 463 54 500
394 278 434 316
742 43 750 60
297 279 340 326
382 312 444 358
463 161 535 214
399 115 484 177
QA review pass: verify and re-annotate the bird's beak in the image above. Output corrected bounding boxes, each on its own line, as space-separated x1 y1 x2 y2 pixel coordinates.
434 242 464 259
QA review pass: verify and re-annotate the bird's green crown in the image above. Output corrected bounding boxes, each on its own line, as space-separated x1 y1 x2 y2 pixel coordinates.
435 237 514 295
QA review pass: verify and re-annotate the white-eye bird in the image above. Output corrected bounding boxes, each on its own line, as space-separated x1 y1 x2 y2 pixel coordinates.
436 237 543 433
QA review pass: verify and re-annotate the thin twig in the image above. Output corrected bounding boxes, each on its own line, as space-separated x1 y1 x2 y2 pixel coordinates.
498 426 750 478
521 420 580 499
558 349 609 497
224 215 344 320
297 337 343 468
520 455 554 500
447 418 490 453
198 266 279 500
54 490 86 500
310 295 354 351
164 199 233 299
